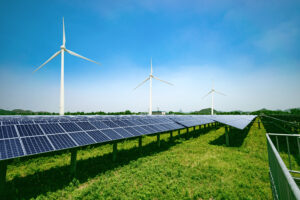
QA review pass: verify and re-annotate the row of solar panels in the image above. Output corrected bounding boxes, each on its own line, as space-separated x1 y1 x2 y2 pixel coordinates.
0 116 173 125
0 115 256 161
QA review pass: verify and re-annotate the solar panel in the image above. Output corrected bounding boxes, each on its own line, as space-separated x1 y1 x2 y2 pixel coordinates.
69 132 96 146
86 130 111 142
0 125 18 139
112 120 128 127
76 122 96 131
17 124 44 137
102 120 119 128
101 129 123 140
90 121 110 129
40 123 65 134
0 139 24 160
59 122 82 132
121 120 135 126
132 126 149 135
147 125 162 133
48 134 77 150
113 128 134 138
140 125 156 134
123 127 142 136
22 136 54 155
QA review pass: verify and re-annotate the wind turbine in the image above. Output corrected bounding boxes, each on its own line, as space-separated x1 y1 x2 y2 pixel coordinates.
202 81 226 115
134 58 173 115
33 18 100 116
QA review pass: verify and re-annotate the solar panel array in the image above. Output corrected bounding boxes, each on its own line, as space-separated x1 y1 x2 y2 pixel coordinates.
209 115 257 130
0 115 256 161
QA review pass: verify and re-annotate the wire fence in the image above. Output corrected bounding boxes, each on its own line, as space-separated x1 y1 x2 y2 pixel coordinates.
267 133 300 200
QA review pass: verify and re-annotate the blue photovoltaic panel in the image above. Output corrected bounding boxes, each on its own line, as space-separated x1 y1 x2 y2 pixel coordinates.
22 136 54 155
101 129 123 140
40 123 65 134
136 119 150 125
113 128 134 138
132 126 149 135
123 127 143 136
19 120 34 124
48 134 77 150
112 120 128 127
147 125 162 133
87 130 111 143
2 121 19 125
159 124 174 131
102 120 119 128
59 122 82 132
120 120 135 126
17 124 44 137
69 132 96 146
0 125 18 139
128 120 143 126
155 124 169 132
140 125 156 134
76 122 96 131
0 139 24 160
170 123 185 130
90 121 109 129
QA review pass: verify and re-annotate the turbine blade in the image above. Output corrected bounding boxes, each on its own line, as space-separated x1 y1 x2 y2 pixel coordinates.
65 49 101 65
33 50 61 73
133 77 150 90
215 90 226 96
202 90 213 99
63 17 66 46
152 76 173 86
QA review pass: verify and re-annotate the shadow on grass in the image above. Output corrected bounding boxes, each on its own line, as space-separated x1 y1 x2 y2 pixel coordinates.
5 126 216 200
209 127 250 147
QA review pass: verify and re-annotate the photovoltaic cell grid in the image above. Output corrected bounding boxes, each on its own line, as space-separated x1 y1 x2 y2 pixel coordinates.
0 115 256 161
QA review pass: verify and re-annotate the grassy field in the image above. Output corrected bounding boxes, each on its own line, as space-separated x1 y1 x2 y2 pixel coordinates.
5 119 272 199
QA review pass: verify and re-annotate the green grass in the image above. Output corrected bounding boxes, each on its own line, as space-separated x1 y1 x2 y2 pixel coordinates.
5 120 272 199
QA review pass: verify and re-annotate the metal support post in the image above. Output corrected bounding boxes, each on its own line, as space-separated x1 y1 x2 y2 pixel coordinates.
157 133 160 147
225 126 230 146
70 149 77 177
113 142 117 162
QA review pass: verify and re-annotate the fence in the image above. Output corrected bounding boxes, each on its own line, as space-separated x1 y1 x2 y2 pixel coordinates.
267 133 300 200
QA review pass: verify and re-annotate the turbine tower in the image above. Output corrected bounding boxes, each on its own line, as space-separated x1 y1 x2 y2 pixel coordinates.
33 18 100 115
203 81 226 115
134 58 173 115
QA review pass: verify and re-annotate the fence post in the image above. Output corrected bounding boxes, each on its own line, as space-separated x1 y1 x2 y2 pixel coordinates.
286 136 292 170
297 137 300 160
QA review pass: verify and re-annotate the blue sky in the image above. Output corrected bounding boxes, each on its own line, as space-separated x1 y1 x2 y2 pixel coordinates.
0 0 300 113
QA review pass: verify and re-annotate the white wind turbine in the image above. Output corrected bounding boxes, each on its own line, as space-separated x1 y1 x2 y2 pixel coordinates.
202 81 226 115
33 18 100 116
134 58 173 115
